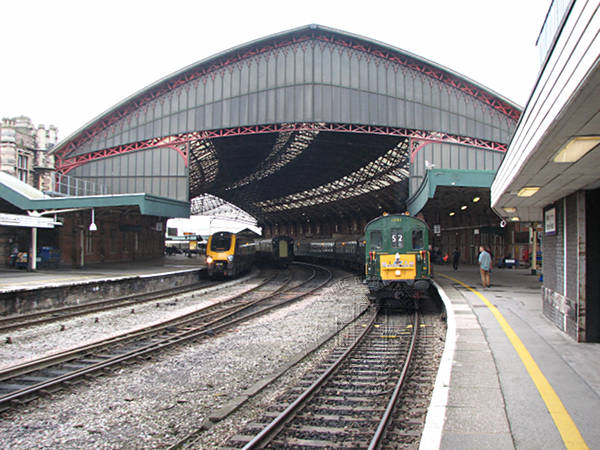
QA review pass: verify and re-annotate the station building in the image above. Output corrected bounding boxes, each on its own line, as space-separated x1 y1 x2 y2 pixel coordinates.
0 171 188 269
492 0 600 342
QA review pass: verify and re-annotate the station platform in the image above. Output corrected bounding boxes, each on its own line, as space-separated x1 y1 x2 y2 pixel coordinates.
0 254 205 293
423 264 600 449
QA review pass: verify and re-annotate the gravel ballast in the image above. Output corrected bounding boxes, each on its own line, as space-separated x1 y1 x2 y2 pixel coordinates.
0 270 369 449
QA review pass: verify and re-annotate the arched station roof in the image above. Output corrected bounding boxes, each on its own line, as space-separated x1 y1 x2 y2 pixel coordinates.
52 25 520 224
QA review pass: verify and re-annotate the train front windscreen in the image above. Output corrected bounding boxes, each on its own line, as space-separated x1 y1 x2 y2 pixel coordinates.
211 233 232 252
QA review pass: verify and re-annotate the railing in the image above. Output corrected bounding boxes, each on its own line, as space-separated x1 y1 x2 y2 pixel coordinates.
48 173 110 197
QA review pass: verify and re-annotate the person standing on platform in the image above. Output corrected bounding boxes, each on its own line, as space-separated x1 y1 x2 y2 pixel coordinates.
478 245 492 288
452 248 460 270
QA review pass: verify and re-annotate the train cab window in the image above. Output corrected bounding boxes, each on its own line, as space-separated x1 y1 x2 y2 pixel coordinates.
211 233 232 251
412 229 424 249
391 229 404 249
370 231 383 249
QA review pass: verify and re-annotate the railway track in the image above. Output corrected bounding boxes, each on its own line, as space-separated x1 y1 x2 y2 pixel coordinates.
0 278 225 334
0 263 332 412
224 306 425 449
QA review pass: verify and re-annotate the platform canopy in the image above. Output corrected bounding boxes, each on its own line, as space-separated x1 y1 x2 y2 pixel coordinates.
51 25 519 226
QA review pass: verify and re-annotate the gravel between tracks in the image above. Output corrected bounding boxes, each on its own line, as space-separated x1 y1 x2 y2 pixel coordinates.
0 271 368 449
0 274 258 370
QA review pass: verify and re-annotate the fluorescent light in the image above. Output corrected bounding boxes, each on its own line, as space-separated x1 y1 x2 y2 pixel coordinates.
517 187 540 197
510 216 520 221
449 211 455 216
553 136 600 163
460 205 467 210
472 197 480 203
503 207 517 213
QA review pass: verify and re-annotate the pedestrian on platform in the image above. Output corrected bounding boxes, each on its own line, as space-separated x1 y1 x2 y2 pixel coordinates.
452 248 460 270
478 245 491 288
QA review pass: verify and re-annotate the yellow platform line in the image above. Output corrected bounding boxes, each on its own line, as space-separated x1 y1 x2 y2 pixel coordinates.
440 273 588 450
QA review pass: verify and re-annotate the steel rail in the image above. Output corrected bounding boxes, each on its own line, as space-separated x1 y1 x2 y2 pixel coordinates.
242 308 379 449
0 280 223 334
0 264 331 409
368 309 421 449
0 271 285 382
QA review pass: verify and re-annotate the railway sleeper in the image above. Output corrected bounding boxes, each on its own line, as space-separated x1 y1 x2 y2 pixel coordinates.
11 376 47 384
271 436 369 448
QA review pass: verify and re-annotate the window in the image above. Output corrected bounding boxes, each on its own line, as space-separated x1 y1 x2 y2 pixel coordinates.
17 154 29 182
412 229 424 249
370 230 382 250
211 233 232 251
391 229 404 248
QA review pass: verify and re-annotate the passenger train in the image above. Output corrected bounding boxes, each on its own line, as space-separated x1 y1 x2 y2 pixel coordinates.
206 229 257 278
294 213 432 306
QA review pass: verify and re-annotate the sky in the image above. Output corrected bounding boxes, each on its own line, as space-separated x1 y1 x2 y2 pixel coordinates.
1 0 552 142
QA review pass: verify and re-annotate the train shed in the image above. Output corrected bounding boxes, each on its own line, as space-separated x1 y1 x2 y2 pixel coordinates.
50 25 522 265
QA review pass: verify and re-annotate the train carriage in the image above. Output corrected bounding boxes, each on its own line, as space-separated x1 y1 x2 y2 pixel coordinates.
255 236 294 267
365 213 432 306
206 229 257 278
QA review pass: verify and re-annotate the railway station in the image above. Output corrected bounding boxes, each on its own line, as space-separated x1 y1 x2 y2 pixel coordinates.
0 1 599 448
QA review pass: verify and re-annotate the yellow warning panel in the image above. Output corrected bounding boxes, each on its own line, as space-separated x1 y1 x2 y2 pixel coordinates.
379 253 416 280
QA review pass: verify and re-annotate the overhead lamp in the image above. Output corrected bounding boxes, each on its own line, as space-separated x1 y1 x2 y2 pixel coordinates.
517 187 540 197
503 207 517 213
460 205 467 210
89 208 97 232
553 136 600 163
449 211 455 216
510 216 520 221
472 197 480 203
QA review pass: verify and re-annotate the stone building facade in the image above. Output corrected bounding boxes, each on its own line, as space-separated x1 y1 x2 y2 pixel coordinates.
0 116 57 192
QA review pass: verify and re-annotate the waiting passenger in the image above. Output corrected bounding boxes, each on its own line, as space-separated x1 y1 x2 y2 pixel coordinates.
478 245 492 288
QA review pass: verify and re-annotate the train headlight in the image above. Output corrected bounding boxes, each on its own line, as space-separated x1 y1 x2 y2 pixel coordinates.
227 255 234 262
395 270 401 276
206 256 213 264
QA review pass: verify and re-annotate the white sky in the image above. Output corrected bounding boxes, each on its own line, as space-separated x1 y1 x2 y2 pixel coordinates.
1 0 551 141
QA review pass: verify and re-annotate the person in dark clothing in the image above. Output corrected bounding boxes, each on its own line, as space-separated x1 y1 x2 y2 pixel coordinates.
452 248 460 270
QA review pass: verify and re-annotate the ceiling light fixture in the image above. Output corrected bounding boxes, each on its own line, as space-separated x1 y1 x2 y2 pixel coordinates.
461 205 467 210
472 197 480 203
503 207 517 213
553 136 600 163
449 211 455 216
517 187 540 197
510 216 520 221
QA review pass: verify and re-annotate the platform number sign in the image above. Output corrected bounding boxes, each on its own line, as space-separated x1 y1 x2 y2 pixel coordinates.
391 229 404 248
545 207 556 235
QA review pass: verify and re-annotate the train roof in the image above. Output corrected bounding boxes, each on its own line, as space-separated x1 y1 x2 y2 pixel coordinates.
365 213 428 228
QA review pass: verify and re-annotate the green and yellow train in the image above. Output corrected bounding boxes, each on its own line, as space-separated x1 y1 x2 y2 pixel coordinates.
364 213 432 306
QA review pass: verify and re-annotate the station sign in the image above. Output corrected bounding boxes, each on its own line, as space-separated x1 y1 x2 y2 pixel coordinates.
0 213 59 229
433 224 441 235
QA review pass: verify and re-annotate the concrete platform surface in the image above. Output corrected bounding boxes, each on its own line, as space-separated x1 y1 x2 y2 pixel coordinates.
422 264 600 450
0 254 205 292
